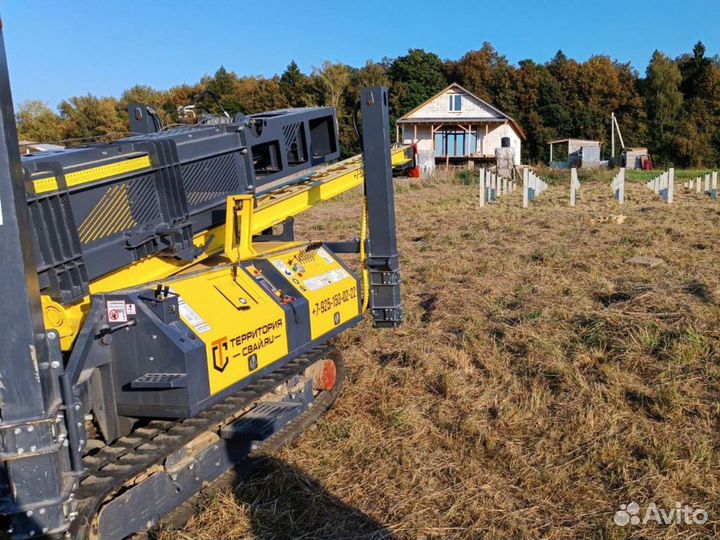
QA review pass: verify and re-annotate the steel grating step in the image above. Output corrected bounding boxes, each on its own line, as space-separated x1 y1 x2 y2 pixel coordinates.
130 373 187 389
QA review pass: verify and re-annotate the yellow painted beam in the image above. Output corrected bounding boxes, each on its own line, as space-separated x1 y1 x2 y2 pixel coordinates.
44 145 413 350
253 145 412 233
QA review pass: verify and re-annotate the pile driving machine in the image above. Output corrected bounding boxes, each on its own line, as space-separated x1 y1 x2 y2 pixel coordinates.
0 17 411 539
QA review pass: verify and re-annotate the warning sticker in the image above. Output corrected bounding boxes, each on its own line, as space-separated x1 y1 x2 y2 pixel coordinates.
125 303 136 315
303 268 351 292
303 277 324 292
272 259 292 275
106 300 127 323
176 295 211 334
317 248 334 265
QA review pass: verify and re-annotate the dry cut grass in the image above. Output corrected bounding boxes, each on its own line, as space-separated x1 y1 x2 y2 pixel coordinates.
165 169 720 540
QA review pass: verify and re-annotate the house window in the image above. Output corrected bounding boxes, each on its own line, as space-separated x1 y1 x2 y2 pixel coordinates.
434 129 477 157
448 94 462 112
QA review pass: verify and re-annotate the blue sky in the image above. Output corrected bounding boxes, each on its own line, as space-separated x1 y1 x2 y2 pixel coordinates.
3 0 718 108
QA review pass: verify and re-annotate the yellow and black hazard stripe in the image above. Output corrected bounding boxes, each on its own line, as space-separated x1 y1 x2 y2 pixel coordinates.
31 155 152 194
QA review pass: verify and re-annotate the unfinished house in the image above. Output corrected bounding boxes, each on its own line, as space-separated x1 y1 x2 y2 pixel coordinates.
397 83 525 173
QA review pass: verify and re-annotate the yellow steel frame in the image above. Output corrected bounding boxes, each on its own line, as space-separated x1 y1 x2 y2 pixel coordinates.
45 146 412 350
223 195 257 263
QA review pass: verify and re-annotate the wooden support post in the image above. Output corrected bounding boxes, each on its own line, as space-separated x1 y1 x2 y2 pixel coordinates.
523 168 529 208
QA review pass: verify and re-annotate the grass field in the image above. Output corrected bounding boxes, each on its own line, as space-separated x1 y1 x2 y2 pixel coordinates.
165 170 720 540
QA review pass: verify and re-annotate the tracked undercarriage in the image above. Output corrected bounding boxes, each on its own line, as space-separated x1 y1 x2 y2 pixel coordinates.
78 346 342 539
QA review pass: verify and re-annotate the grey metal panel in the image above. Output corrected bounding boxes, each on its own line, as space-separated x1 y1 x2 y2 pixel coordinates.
581 145 601 164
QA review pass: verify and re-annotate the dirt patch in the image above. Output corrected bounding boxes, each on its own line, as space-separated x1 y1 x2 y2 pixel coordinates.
418 293 438 323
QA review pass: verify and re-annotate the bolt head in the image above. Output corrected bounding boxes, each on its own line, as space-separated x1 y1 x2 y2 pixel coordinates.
27 425 34 432
26 510 33 517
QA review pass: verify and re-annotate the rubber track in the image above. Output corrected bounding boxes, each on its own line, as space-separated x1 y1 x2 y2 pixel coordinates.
158 346 345 532
72 345 334 539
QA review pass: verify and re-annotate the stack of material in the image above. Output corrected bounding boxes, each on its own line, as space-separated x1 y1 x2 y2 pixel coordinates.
495 146 515 179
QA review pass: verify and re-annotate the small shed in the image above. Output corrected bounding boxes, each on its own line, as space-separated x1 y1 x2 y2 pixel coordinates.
549 139 601 169
622 147 650 170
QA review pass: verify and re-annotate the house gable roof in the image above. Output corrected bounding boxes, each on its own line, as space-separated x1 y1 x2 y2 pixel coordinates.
398 83 526 140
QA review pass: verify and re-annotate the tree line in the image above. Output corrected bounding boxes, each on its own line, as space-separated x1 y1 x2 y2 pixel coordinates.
15 41 720 167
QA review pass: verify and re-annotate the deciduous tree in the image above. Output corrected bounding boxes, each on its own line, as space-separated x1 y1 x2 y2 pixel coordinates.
16 100 63 142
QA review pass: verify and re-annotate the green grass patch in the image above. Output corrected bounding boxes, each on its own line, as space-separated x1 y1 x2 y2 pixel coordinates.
626 168 715 182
